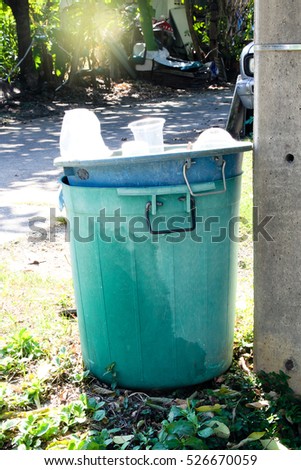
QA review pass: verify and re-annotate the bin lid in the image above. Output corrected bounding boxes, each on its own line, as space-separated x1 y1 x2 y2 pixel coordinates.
54 141 252 168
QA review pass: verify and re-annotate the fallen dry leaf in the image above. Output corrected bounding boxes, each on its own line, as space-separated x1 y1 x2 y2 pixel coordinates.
174 399 188 409
238 356 251 375
246 400 270 409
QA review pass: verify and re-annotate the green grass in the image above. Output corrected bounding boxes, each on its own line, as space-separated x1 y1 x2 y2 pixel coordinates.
239 150 253 234
235 150 254 344
0 267 76 348
1 150 301 450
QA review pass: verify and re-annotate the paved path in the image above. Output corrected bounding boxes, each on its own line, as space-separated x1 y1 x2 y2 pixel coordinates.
0 87 233 243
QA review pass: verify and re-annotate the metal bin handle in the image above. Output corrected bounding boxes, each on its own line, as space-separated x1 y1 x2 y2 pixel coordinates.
183 159 227 197
145 196 196 235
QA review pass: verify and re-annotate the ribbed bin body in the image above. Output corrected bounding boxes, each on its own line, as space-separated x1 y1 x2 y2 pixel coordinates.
61 174 242 389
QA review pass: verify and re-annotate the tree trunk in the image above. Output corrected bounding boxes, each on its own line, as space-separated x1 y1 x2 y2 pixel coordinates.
209 0 219 59
4 0 38 89
137 0 158 51
184 0 206 61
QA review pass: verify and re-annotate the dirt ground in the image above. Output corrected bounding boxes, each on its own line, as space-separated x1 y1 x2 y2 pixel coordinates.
0 223 72 280
1 78 228 125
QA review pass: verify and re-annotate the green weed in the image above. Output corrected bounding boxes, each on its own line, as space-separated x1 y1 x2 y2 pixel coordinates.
0 328 45 376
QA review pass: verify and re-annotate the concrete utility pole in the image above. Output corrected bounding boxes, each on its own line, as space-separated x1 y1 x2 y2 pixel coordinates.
254 1 301 394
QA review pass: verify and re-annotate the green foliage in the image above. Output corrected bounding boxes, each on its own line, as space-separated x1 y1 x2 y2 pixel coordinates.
0 0 137 84
8 399 77 448
29 0 61 76
1 0 255 85
104 361 118 390
191 1 254 67
1 328 44 359
0 328 45 376
192 3 210 46
0 391 109 450
0 0 61 82
218 0 254 62
0 2 18 80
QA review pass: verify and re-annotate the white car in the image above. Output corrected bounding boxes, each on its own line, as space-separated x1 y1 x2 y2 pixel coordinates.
226 41 254 138
236 41 254 110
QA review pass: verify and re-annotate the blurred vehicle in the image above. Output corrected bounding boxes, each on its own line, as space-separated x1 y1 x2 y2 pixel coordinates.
226 41 254 139
236 41 254 110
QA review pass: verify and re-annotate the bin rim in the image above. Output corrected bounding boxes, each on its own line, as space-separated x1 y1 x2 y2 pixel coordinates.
54 141 253 168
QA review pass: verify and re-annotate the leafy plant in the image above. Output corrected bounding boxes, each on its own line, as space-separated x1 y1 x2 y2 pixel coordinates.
0 2 18 81
1 328 44 359
104 361 118 390
0 328 45 376
12 413 60 450
0 393 109 450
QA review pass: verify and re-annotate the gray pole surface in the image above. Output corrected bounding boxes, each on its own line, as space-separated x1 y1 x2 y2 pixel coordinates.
254 1 301 393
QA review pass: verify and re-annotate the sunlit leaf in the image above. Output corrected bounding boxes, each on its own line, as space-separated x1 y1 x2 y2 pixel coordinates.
113 435 134 445
207 420 230 439
196 404 222 413
36 422 50 437
230 431 266 449
36 363 52 380
260 438 289 450
0 419 20 432
198 427 214 438
248 432 266 440
212 385 241 398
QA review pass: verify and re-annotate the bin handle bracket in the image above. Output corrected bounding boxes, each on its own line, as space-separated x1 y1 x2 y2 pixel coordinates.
145 196 196 235
183 158 227 197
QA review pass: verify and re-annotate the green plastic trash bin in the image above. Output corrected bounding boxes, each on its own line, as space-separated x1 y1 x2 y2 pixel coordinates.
60 172 242 390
